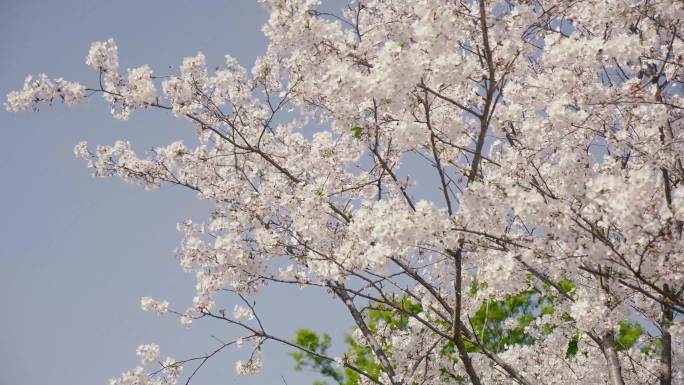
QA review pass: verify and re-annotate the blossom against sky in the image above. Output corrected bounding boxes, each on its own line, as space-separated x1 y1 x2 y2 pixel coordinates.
0 2 348 385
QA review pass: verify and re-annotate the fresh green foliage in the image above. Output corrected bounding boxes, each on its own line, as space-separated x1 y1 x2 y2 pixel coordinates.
289 329 384 385
467 289 539 353
341 335 383 385
367 296 422 332
557 278 576 295
566 334 580 358
289 296 421 385
290 288 554 385
350 126 363 139
290 278 644 385
290 329 345 385
615 320 644 351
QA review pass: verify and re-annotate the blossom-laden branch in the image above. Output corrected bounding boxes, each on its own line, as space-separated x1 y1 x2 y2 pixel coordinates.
7 0 684 384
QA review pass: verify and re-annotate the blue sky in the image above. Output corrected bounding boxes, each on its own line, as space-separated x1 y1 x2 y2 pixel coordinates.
0 1 350 384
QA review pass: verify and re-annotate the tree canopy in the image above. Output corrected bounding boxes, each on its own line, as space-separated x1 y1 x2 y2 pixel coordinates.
7 1 684 384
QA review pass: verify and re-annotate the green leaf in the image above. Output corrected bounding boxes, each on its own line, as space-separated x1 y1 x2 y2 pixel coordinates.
350 126 363 139
557 278 576 295
290 329 344 384
566 334 580 358
540 306 555 316
616 320 644 351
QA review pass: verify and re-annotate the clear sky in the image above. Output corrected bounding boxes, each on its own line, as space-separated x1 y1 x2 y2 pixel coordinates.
0 1 350 384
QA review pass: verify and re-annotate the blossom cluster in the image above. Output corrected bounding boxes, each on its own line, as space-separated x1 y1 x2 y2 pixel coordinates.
7 0 684 384
5 74 84 112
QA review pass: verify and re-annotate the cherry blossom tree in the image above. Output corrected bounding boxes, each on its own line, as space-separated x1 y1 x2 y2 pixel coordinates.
6 1 684 384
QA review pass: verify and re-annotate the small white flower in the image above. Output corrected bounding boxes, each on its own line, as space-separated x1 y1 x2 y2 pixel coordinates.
140 297 169 314
180 314 193 328
233 304 254 321
136 343 160 365
86 38 119 72
235 352 262 376
73 141 90 159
